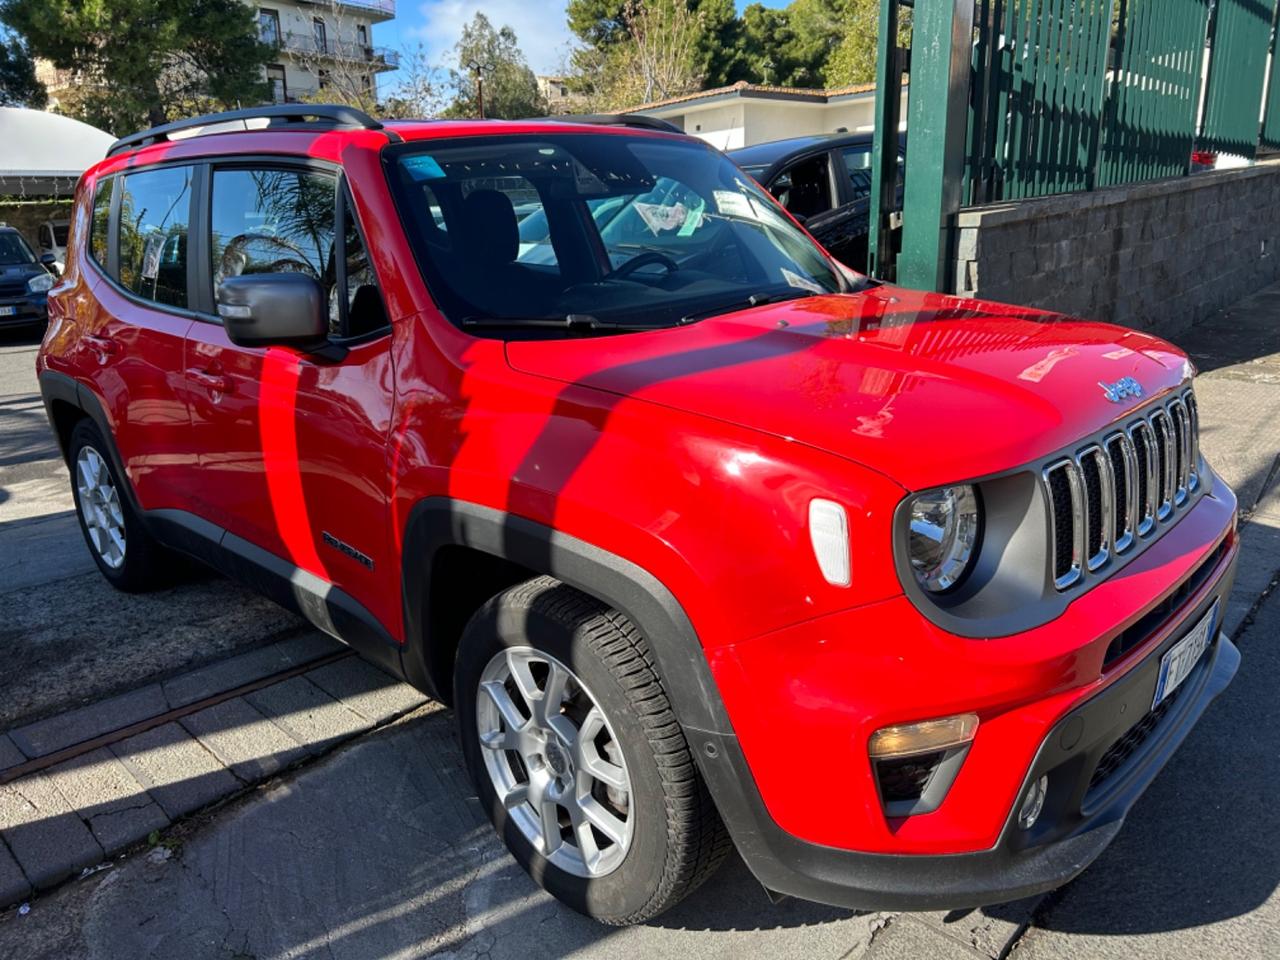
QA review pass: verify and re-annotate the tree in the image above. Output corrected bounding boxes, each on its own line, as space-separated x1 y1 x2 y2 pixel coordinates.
441 13 545 119
0 0 273 134
825 0 906 87
380 44 446 120
0 34 44 107
624 0 704 104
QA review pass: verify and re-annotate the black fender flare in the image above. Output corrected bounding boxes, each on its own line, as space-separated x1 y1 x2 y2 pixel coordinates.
398 497 734 738
38 369 144 518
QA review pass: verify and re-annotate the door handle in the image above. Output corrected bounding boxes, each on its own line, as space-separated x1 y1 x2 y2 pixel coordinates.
189 368 229 394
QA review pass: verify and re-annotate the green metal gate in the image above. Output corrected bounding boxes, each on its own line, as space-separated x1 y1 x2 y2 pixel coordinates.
870 0 1280 289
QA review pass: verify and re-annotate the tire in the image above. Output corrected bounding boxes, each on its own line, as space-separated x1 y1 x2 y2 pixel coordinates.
67 418 177 592
455 576 732 924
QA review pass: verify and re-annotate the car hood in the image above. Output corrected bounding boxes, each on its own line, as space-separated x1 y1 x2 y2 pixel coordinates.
0 262 45 284
504 286 1192 490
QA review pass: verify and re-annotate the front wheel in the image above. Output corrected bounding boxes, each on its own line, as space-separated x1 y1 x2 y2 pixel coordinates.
454 577 731 924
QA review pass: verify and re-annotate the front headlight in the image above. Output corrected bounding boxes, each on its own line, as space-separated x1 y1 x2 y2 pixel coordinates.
908 485 982 593
27 272 54 294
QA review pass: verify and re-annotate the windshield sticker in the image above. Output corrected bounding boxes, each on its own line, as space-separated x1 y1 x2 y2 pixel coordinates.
403 155 446 181
678 198 707 236
713 190 754 219
635 201 694 236
781 268 826 294
141 234 164 281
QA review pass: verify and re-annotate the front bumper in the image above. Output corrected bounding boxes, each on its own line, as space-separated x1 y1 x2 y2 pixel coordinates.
695 469 1239 909
0 293 48 327
701 619 1238 910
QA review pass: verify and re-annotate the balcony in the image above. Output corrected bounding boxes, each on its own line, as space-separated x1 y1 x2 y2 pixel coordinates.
296 0 396 22
275 33 401 71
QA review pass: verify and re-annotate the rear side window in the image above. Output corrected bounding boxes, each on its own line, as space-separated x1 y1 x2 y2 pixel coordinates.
117 167 193 308
210 168 336 293
90 179 112 267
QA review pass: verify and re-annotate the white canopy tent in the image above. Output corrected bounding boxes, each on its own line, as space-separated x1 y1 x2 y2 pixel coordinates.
0 107 114 197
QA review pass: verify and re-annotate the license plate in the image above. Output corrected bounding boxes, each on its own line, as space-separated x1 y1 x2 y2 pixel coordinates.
1153 599 1219 708
0 306 14 317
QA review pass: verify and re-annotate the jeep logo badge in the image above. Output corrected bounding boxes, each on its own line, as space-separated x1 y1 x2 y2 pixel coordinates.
1099 377 1144 403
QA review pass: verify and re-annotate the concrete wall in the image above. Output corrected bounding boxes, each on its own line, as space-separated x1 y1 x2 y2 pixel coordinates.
951 161 1280 339
0 200 73 252
660 90 905 149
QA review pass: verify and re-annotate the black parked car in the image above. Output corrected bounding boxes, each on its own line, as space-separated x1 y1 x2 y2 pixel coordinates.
0 226 56 329
728 132 905 272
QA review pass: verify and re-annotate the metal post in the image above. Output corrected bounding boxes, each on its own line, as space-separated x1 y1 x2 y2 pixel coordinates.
897 0 975 293
868 0 905 281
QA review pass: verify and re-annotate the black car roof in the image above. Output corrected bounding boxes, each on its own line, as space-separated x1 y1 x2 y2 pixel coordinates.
727 131 876 166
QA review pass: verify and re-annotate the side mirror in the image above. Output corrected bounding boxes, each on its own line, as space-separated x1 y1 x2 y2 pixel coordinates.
39 253 59 275
216 274 327 348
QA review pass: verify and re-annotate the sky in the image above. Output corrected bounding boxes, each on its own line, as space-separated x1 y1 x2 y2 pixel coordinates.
376 1 787 79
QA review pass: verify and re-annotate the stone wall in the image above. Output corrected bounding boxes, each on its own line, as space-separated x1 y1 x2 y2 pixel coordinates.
0 200 74 251
951 160 1280 339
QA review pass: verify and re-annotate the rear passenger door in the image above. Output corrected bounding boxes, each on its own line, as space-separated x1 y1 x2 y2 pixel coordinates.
182 162 398 633
78 166 197 511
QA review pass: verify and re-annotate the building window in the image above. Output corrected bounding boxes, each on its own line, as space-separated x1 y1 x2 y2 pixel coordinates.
312 18 327 54
357 24 369 48
267 64 287 103
258 8 280 46
318 69 330 90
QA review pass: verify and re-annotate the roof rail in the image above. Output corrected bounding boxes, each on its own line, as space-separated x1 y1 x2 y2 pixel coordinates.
106 104 399 158
534 113 684 134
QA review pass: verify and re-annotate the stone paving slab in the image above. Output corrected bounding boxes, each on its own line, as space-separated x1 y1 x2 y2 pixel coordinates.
0 736 23 772
161 632 341 709
178 696 307 783
245 675 374 756
0 843 29 909
304 657 431 725
917 899 1039 959
41 748 167 856
0 774 103 890
109 723 240 821
865 918 986 959
8 685 169 761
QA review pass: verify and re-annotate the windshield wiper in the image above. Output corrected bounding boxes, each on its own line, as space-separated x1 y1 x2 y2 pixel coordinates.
461 314 676 332
678 289 816 324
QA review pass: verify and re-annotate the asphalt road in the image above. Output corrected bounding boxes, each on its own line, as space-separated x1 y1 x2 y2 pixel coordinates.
1 288 1279 958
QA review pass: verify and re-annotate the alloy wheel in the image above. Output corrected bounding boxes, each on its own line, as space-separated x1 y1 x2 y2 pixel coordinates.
75 445 126 569
476 646 634 878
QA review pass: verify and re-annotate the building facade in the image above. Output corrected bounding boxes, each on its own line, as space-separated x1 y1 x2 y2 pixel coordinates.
35 1 398 118
255 0 398 103
633 81 908 151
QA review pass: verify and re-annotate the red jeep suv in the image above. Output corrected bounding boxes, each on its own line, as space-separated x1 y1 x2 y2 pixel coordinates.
38 106 1239 924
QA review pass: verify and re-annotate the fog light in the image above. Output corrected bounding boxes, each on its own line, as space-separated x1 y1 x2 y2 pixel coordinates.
1018 775 1048 830
869 713 978 760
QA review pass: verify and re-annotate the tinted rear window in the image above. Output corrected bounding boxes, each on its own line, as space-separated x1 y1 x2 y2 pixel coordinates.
117 166 193 308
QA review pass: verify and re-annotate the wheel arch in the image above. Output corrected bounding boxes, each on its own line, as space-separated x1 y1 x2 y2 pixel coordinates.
399 497 734 739
39 369 142 515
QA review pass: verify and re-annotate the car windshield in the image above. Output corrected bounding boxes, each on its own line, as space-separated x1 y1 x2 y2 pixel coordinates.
0 232 36 266
387 133 848 335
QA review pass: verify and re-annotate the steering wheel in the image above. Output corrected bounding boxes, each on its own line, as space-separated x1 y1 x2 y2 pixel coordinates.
606 251 679 280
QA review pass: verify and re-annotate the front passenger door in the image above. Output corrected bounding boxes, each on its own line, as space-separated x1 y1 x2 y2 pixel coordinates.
767 153 839 242
183 165 398 634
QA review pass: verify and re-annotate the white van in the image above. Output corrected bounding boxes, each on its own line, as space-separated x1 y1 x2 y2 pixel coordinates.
37 219 70 273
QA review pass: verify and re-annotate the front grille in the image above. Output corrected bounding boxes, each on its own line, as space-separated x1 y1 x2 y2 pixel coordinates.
1044 389 1201 591
1087 684 1183 794
0 280 27 298
1105 537 1230 666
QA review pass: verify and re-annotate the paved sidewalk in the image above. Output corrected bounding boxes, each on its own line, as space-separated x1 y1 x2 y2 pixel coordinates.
0 636 429 908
